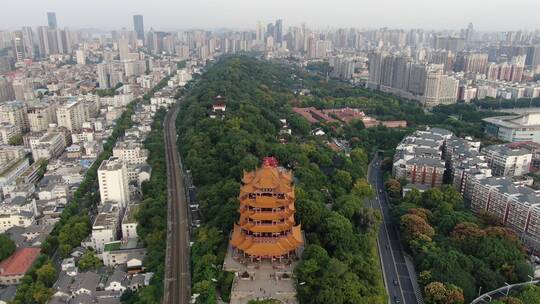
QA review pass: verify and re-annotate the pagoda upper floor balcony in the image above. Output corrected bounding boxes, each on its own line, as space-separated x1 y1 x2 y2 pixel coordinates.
239 195 293 208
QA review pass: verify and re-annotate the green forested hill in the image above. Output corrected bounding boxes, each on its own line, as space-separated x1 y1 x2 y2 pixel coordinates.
177 56 386 303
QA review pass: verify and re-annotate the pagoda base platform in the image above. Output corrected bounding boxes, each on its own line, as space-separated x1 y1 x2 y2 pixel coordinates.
223 244 300 304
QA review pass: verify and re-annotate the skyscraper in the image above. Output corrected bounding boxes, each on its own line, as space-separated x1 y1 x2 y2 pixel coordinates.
21 27 35 60
133 15 144 41
47 12 57 29
12 31 24 62
36 26 50 57
266 23 275 40
526 45 540 67
256 22 265 42
118 38 130 61
367 51 387 87
465 22 474 42
275 19 283 44
423 65 458 107
97 63 111 89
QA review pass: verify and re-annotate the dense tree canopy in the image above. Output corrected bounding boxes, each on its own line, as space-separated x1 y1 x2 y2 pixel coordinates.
77 250 103 271
0 234 15 261
176 56 386 303
389 184 532 302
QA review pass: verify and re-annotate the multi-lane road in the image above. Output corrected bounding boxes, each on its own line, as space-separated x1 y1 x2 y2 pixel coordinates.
163 102 191 304
368 156 423 304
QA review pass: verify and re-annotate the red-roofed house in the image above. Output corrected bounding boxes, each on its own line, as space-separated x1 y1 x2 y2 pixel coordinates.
0 247 40 285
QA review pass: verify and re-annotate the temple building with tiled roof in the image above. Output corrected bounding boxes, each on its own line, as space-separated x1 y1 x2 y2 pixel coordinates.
229 157 304 261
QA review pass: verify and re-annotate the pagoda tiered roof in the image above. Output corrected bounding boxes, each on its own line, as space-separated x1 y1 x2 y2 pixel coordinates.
230 157 304 259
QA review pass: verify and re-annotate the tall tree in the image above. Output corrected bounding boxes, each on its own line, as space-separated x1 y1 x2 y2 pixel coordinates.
0 234 15 261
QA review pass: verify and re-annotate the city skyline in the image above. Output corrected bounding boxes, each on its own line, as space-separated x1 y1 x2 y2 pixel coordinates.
1 0 539 31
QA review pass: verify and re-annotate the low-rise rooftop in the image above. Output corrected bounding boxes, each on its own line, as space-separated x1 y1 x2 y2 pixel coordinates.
0 247 40 277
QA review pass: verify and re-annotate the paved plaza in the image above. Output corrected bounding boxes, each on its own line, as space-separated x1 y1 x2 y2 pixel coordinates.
223 245 299 304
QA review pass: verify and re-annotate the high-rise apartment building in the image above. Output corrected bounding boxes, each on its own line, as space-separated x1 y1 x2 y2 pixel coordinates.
112 142 148 165
30 132 67 161
407 63 428 95
368 52 459 106
526 45 540 67
367 51 387 87
0 77 15 102
76 49 86 65
392 56 413 91
469 176 540 245
256 22 265 42
0 101 28 133
458 53 488 74
423 65 459 107
481 144 532 177
97 63 111 89
12 31 24 62
118 38 130 61
56 101 86 131
27 103 56 132
36 26 49 57
21 27 35 60
0 123 20 145
433 36 465 53
392 129 451 188
98 157 130 208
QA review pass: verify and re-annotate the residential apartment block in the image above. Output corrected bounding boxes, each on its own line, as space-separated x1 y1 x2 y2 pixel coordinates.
90 202 122 253
469 176 540 245
392 128 451 188
98 157 130 208
481 144 532 177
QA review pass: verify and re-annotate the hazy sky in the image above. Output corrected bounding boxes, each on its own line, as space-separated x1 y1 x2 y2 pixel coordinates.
2 0 539 31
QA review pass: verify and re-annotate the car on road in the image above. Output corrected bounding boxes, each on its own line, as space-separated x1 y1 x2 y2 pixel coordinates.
393 279 398 286
394 296 401 303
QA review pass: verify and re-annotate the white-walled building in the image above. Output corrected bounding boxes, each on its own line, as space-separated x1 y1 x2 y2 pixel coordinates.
0 146 26 166
90 203 121 253
469 176 540 246
30 132 67 161
0 197 36 232
27 103 56 132
484 113 540 144
0 158 30 191
0 101 28 133
112 142 148 165
0 123 19 145
100 94 134 107
56 101 87 131
481 144 532 177
98 157 130 207
121 204 138 240
392 128 451 188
